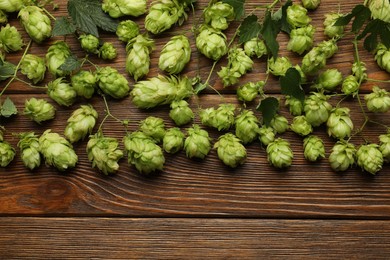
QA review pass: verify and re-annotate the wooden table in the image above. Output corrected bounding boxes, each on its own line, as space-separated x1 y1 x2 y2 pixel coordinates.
1 0 390 258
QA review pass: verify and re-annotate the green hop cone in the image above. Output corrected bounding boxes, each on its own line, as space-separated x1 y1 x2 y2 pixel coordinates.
218 47 253 87
374 43 390 73
196 26 227 61
323 13 345 38
270 114 289 134
379 132 390 163
304 92 332 127
285 95 303 116
126 34 154 81
214 133 247 168
79 34 100 54
266 138 294 168
47 78 77 107
86 132 123 175
102 0 146 18
290 115 313 136
200 103 235 131
352 61 367 82
71 70 96 99
287 25 315 55
39 129 78 171
237 81 264 103
0 24 23 52
341 75 360 96
235 109 260 144
318 39 338 59
312 68 343 92
368 0 390 23
244 37 267 58
357 144 383 175
96 66 130 99
268 56 292 77
301 47 327 75
0 9 7 24
24 98 56 124
159 35 191 74
163 127 184 154
365 86 390 113
131 75 193 109
123 131 165 174
139 116 166 143
329 140 356 172
0 131 15 167
20 54 46 84
294 64 307 84
0 0 23 12
99 42 117 60
258 125 275 146
169 100 194 126
184 124 211 159
64 105 98 143
286 4 311 28
326 107 354 140
18 6 51 43
301 0 320 9
203 1 234 31
46 41 71 77
17 132 41 170
116 20 139 42
303 135 325 162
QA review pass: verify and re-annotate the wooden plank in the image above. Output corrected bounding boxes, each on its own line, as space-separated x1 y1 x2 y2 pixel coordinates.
1 217 390 259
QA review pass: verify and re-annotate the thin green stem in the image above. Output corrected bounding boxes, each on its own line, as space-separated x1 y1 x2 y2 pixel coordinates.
366 78 390 83
203 60 223 98
98 94 128 132
369 119 390 130
267 0 280 9
42 7 56 20
14 77 47 89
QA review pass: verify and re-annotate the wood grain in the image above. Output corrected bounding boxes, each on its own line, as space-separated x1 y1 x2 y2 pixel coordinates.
1 217 390 259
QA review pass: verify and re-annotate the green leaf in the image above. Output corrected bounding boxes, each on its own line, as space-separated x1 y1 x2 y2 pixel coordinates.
280 67 305 103
257 97 279 126
52 16 76 36
272 0 292 34
1 97 18 118
67 0 118 37
238 15 261 44
334 5 370 33
194 83 208 94
59 55 82 74
261 10 280 58
222 0 245 20
0 60 16 81
358 19 390 52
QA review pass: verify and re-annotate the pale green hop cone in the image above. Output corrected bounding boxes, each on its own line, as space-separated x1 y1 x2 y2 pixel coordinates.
184 124 211 159
0 0 23 12
214 133 247 168
0 130 15 167
268 56 292 77
290 115 313 136
326 107 353 140
46 78 77 107
323 13 345 39
17 132 41 170
218 47 253 87
311 68 343 92
79 34 100 54
301 0 320 10
102 0 146 18
18 6 51 43
45 41 71 77
379 132 390 163
139 116 166 143
258 125 275 146
303 135 325 162
304 92 332 127
356 144 383 175
20 54 46 84
287 24 315 55
244 38 267 58
365 86 390 113
328 140 356 172
71 70 96 99
341 75 360 96
163 127 184 154
64 105 98 143
267 138 294 168
286 4 311 28
270 114 289 134
285 95 303 116
24 98 55 124
200 103 235 131
0 24 23 52
116 20 139 42
169 100 194 126
236 81 264 103
96 66 130 99
368 0 390 23
99 42 117 60
374 43 390 73
126 34 154 81
235 109 260 145
203 1 234 30
159 35 191 74
196 25 227 61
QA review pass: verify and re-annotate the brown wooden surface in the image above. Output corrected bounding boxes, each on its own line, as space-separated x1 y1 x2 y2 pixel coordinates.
1 0 390 258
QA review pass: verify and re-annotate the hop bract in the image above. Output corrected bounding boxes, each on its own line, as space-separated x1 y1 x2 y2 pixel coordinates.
236 81 264 103
20 54 46 84
287 25 315 55
126 34 154 81
131 75 193 109
328 140 356 172
312 68 343 92
24 98 56 124
303 135 325 162
357 144 383 175
196 26 227 61
270 114 289 134
0 24 23 52
214 133 247 168
0 0 23 12
244 38 267 58
169 100 194 126
368 0 390 23
375 43 390 73
235 109 260 145
64 105 98 143
341 75 360 96
304 92 332 127
0 131 15 167
301 0 320 10
116 20 139 42
47 78 77 107
39 130 78 171
290 115 313 136
87 132 123 175
326 107 353 140
159 35 191 74
163 127 184 154
258 125 275 146
71 70 96 99
102 0 146 18
46 41 71 77
200 103 235 131
99 42 117 60
203 1 234 31
365 86 390 113
323 13 345 38
18 6 51 43
379 132 390 163
266 138 293 168
218 47 253 87
17 132 41 170
286 4 311 28
79 34 100 54
96 66 130 99
268 56 292 77
184 124 211 159
139 116 166 143
123 131 165 174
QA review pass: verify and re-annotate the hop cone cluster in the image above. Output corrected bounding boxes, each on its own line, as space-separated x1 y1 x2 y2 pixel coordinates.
46 41 71 77
0 24 23 52
96 66 130 99
87 132 123 175
159 35 191 74
126 34 154 81
102 0 146 18
169 100 194 126
203 1 234 31
139 116 166 143
267 138 294 168
329 140 356 172
20 54 46 84
131 75 193 109
18 6 51 43
24 98 56 124
235 109 260 144
200 103 235 131
163 127 184 154
214 133 247 168
17 132 41 170
357 144 383 175
64 105 98 143
327 107 353 139
47 78 77 107
184 124 211 159
196 26 227 61
218 47 253 87
303 135 325 162
71 70 96 99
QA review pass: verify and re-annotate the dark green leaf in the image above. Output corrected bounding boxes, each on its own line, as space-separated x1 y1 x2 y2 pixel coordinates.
222 0 245 20
52 16 76 36
364 33 378 52
351 6 370 33
194 83 208 94
59 55 82 74
358 19 390 52
68 0 118 37
238 15 261 44
0 60 15 81
379 23 390 49
280 68 304 103
273 0 292 34
1 97 18 117
257 97 279 126
334 5 369 28
261 10 280 58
